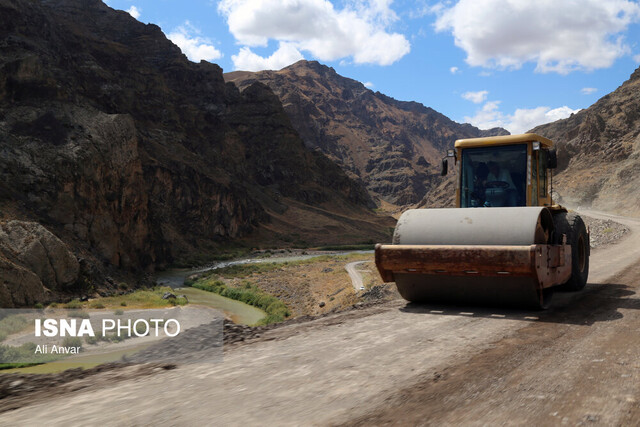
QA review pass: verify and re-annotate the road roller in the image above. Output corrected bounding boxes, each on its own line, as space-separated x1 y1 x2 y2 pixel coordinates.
375 134 589 308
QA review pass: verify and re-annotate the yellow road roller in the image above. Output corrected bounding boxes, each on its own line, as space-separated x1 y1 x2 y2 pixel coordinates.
375 134 589 308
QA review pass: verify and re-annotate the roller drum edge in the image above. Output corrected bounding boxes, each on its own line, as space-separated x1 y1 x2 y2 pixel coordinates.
388 207 556 309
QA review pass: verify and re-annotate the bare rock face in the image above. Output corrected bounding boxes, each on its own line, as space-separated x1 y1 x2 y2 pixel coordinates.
0 221 79 290
225 61 508 207
0 0 393 299
532 66 640 215
0 221 80 306
0 256 45 307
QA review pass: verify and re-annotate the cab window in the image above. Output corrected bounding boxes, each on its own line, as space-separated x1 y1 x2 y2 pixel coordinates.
460 145 527 207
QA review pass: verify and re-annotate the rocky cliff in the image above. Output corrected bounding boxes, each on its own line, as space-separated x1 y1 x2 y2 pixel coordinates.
532 67 640 215
0 0 393 304
226 61 508 207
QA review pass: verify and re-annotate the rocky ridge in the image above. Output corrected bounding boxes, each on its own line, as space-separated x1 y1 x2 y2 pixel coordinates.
532 67 640 215
0 0 393 304
225 61 508 207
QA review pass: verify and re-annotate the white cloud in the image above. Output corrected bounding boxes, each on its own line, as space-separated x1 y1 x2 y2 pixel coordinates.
232 42 304 71
363 81 375 88
461 90 488 104
581 87 597 95
633 53 640 63
168 22 223 62
465 101 580 134
218 0 410 70
434 0 640 74
450 66 459 74
126 5 140 19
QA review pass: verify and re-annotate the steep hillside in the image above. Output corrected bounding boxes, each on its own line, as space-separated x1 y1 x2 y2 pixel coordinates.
532 67 640 215
225 61 507 207
0 0 393 302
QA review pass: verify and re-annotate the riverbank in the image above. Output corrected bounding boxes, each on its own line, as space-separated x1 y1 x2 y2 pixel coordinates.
187 252 386 319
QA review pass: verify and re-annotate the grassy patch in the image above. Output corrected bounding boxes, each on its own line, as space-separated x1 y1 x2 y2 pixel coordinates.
198 252 372 281
64 300 83 309
192 279 290 325
68 311 90 319
315 244 375 251
0 342 61 368
0 315 30 342
206 262 284 278
58 287 188 310
61 336 83 350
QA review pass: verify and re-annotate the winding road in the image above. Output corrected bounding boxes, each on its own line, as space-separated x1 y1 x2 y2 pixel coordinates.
345 261 368 291
3 210 640 426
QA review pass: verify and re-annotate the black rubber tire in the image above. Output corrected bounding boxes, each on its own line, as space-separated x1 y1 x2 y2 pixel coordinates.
554 212 590 291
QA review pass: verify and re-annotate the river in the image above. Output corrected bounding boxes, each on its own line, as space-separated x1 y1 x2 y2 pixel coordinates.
155 250 372 325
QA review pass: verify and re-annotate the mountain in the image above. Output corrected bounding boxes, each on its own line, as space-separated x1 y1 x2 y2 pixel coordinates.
0 0 393 303
532 67 640 215
225 61 508 207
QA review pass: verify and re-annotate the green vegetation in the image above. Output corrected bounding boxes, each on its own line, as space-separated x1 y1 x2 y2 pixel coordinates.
315 244 375 251
191 252 370 283
68 310 90 319
0 342 61 369
64 300 83 309
0 315 30 342
192 279 290 325
62 336 83 350
84 332 125 345
60 287 188 310
206 262 284 278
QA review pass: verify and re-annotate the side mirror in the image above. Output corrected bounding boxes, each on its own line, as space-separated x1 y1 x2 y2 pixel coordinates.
441 158 448 176
548 148 558 169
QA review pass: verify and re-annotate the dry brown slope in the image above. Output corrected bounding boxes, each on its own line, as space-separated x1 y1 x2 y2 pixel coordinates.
0 0 393 296
532 67 640 215
226 61 508 207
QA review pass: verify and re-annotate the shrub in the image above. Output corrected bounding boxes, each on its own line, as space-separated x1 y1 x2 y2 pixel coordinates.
64 300 83 309
90 302 105 309
62 336 83 350
0 315 29 339
85 335 99 345
135 321 149 336
192 279 290 325
68 310 90 319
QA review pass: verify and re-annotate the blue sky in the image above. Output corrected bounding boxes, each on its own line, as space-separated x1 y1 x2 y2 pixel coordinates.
103 0 640 133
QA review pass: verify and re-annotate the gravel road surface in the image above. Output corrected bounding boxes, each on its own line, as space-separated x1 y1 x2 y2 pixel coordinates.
2 210 640 426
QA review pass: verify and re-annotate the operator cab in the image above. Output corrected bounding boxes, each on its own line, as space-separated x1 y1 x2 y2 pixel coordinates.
461 144 526 207
442 133 558 208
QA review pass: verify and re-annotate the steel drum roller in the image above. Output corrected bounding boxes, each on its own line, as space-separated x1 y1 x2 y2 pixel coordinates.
392 207 554 246
378 207 560 308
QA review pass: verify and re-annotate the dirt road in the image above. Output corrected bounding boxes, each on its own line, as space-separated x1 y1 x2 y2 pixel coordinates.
2 211 640 426
345 261 368 291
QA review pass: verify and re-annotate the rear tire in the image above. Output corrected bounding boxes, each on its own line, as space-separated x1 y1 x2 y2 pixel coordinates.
555 212 590 291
